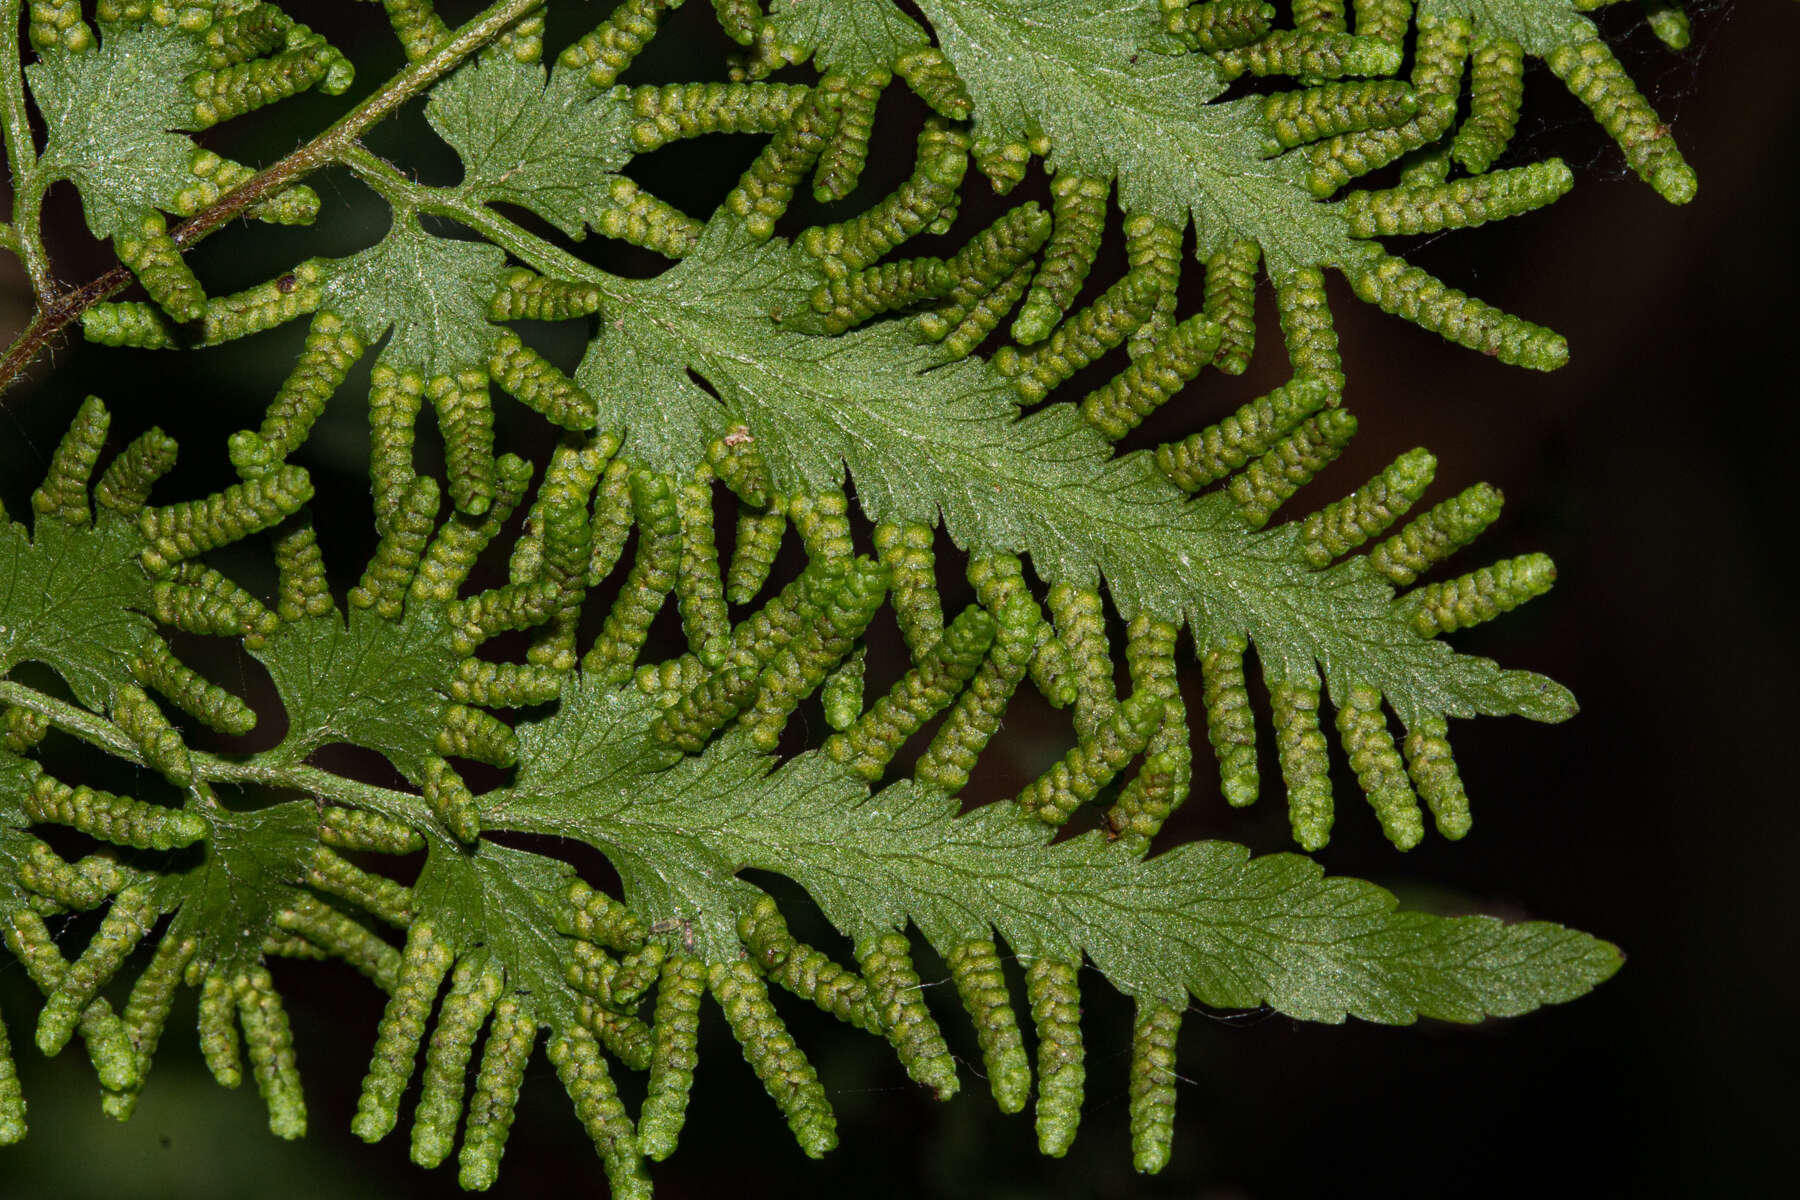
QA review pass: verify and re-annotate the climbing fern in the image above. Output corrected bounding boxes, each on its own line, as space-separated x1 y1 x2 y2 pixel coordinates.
0 0 1700 1187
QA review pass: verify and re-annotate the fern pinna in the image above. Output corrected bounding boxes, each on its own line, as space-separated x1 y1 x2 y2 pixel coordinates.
0 0 1696 1186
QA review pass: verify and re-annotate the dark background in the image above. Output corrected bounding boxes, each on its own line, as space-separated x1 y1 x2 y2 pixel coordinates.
2 2 1796 1196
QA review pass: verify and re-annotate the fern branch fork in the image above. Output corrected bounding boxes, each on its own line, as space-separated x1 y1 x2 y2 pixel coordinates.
0 0 549 397
0 0 1698 1186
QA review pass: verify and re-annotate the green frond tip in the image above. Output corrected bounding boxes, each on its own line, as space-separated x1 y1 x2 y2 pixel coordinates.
812 257 954 335
458 996 537 1191
822 645 868 730
319 806 425 856
29 1 93 54
913 593 1039 795
708 959 838 1158
95 427 178 517
859 933 958 1100
3 706 52 754
382 0 450 63
1547 39 1695 204
739 897 880 1032
133 636 256 736
24 774 206 850
138 465 313 573
185 37 346 129
1130 999 1182 1174
1405 553 1556 637
421 757 480 844
1213 30 1404 81
411 957 503 1168
996 273 1158 404
1335 682 1424 849
273 517 334 621
1351 0 1410 45
36 887 158 1058
968 556 1076 709
486 9 545 65
1260 79 1418 154
1079 313 1222 441
559 879 647 952
547 1026 650 1199
788 489 854 572
1047 582 1115 742
1411 10 1471 97
946 938 1030 1114
1271 679 1334 850
16 841 122 911
353 921 455 1143
592 177 705 259
114 211 204 324
1203 239 1259 374
1228 406 1358 528
639 954 705 1161
1293 0 1348 34
1299 446 1435 567
3 908 136 1092
1026 957 1085 1157
115 932 195 1114
716 510 781 604
198 6 295 68
1124 215 1183 358
110 678 191 784
236 966 306 1139
1274 267 1345 396
0 1011 22 1144
743 556 889 751
1017 690 1163 828
814 70 887 202
490 333 598 430
1404 713 1472 839
176 149 321 226
1346 253 1568 370
1108 616 1190 849
489 268 601 322
725 90 839 241
1454 36 1525 174
1640 0 1691 51
1304 92 1456 198
307 846 418 929
802 120 969 276
624 80 810 152
711 0 759 45
451 660 566 708
1368 481 1503 586
414 455 534 605
31 396 109 527
706 427 773 507
561 0 683 92
349 475 438 618
894 47 971 121
583 471 680 683
426 371 497 516
1011 173 1108 346
1163 0 1274 53
1342 160 1574 239
825 602 996 781
197 973 242 1089
874 520 944 660
926 216 1042 354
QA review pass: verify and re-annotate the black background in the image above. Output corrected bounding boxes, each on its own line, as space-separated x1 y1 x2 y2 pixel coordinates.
1 2 1795 1196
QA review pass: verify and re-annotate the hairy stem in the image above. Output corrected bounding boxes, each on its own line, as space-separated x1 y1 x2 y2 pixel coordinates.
0 680 435 827
0 0 547 397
